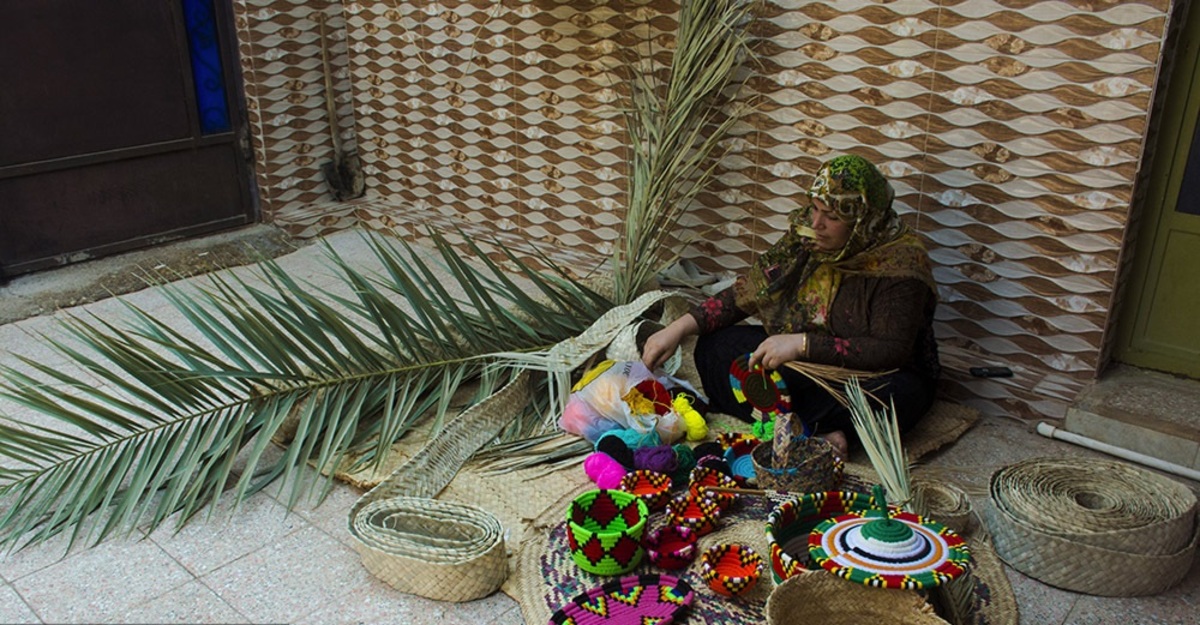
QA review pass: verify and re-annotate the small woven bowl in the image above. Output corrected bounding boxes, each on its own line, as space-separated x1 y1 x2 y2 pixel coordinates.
688 466 740 510
667 491 722 536
644 524 699 570
567 489 650 576
619 470 673 512
701 543 763 597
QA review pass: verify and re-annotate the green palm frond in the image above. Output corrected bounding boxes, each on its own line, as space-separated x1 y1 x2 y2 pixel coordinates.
0 0 757 553
0 231 612 551
612 0 757 302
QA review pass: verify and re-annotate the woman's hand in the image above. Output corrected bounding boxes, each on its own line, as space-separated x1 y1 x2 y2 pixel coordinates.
641 315 700 371
749 333 807 371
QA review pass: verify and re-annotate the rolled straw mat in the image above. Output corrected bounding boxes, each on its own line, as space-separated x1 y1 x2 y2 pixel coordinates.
765 571 950 625
988 456 1199 596
351 496 506 602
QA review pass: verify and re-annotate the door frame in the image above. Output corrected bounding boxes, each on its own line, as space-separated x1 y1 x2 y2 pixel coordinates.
1115 2 1200 376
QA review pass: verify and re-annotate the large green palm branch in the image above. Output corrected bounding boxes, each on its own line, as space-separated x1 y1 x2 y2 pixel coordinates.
0 0 755 552
0 233 612 551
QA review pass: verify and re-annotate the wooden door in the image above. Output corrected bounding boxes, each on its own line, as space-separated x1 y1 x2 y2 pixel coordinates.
0 0 255 278
1118 4 1200 378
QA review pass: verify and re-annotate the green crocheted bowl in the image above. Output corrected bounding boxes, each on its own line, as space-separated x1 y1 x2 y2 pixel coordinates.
567 489 649 576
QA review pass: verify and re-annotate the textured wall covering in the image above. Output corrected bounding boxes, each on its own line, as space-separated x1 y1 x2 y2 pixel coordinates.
230 0 1177 421
231 0 360 235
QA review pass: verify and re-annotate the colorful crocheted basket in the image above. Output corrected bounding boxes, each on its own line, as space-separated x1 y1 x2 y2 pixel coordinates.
548 573 695 625
808 508 971 589
700 543 764 597
644 524 699 570
766 490 881 583
666 491 722 537
688 466 740 510
618 470 673 512
729 353 791 421
567 489 650 576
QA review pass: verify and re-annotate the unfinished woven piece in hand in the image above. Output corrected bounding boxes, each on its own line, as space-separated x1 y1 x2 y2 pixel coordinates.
988 456 1199 597
809 509 970 589
350 496 506 602
548 573 695 625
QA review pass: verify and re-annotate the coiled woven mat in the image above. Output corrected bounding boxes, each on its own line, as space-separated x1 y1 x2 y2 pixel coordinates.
987 456 1199 597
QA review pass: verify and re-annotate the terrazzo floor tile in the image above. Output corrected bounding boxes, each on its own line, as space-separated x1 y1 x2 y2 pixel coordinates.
147 491 310 576
1001 563 1078 625
281 480 368 549
289 581 508 625
199 525 371 624
106 580 248 625
1062 557 1200 625
11 533 192 624
0 581 40 624
0 520 147 584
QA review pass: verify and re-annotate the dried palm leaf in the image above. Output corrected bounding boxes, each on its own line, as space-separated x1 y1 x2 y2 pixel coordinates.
782 361 893 407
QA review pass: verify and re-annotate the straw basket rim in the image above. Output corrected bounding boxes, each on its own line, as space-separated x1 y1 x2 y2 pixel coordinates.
765 571 949 625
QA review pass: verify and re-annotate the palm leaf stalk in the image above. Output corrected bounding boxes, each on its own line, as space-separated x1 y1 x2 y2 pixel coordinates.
845 377 978 624
0 231 613 551
844 376 911 508
612 0 757 302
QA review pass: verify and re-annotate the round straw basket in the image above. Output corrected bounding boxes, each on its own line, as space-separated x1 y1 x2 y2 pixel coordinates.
988 456 1199 596
912 479 972 535
751 437 843 494
765 490 880 583
765 572 949 625
349 496 506 602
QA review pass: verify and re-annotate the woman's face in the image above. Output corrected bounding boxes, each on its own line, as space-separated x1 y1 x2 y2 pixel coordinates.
809 198 853 252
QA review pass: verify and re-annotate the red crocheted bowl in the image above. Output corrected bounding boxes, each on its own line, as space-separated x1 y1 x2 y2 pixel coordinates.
619 470 673 512
700 543 764 597
688 466 740 510
644 524 699 570
666 491 722 537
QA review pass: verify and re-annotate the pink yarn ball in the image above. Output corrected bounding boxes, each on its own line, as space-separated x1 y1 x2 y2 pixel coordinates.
584 452 628 489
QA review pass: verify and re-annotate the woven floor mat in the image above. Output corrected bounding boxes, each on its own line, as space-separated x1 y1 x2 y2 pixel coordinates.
510 473 1017 625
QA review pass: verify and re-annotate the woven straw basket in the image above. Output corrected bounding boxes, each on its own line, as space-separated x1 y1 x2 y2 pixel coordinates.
988 456 1199 597
913 478 973 535
751 436 843 493
765 572 949 625
350 496 507 602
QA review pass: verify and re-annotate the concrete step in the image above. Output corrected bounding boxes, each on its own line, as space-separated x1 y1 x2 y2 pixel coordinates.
1064 364 1200 472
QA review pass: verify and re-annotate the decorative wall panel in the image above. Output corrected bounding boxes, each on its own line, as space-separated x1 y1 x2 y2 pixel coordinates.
231 0 359 233
229 0 1177 421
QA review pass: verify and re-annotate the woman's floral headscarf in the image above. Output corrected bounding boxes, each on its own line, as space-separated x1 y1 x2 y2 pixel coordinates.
735 154 935 333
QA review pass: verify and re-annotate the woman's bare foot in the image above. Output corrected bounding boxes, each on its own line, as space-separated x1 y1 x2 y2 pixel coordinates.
821 430 849 459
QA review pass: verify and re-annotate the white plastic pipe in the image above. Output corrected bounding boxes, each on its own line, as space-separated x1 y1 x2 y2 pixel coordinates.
1036 422 1200 483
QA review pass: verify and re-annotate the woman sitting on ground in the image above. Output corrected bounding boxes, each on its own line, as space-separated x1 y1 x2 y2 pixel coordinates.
641 154 940 458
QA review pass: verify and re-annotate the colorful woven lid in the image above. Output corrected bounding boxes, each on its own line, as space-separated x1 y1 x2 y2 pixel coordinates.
729 353 791 421
808 508 971 589
548 573 695 625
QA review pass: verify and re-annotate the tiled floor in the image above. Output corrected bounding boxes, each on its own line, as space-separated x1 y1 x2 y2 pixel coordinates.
0 228 1197 624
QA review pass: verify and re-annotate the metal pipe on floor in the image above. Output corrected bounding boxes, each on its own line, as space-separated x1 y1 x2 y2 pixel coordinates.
1036 422 1200 483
